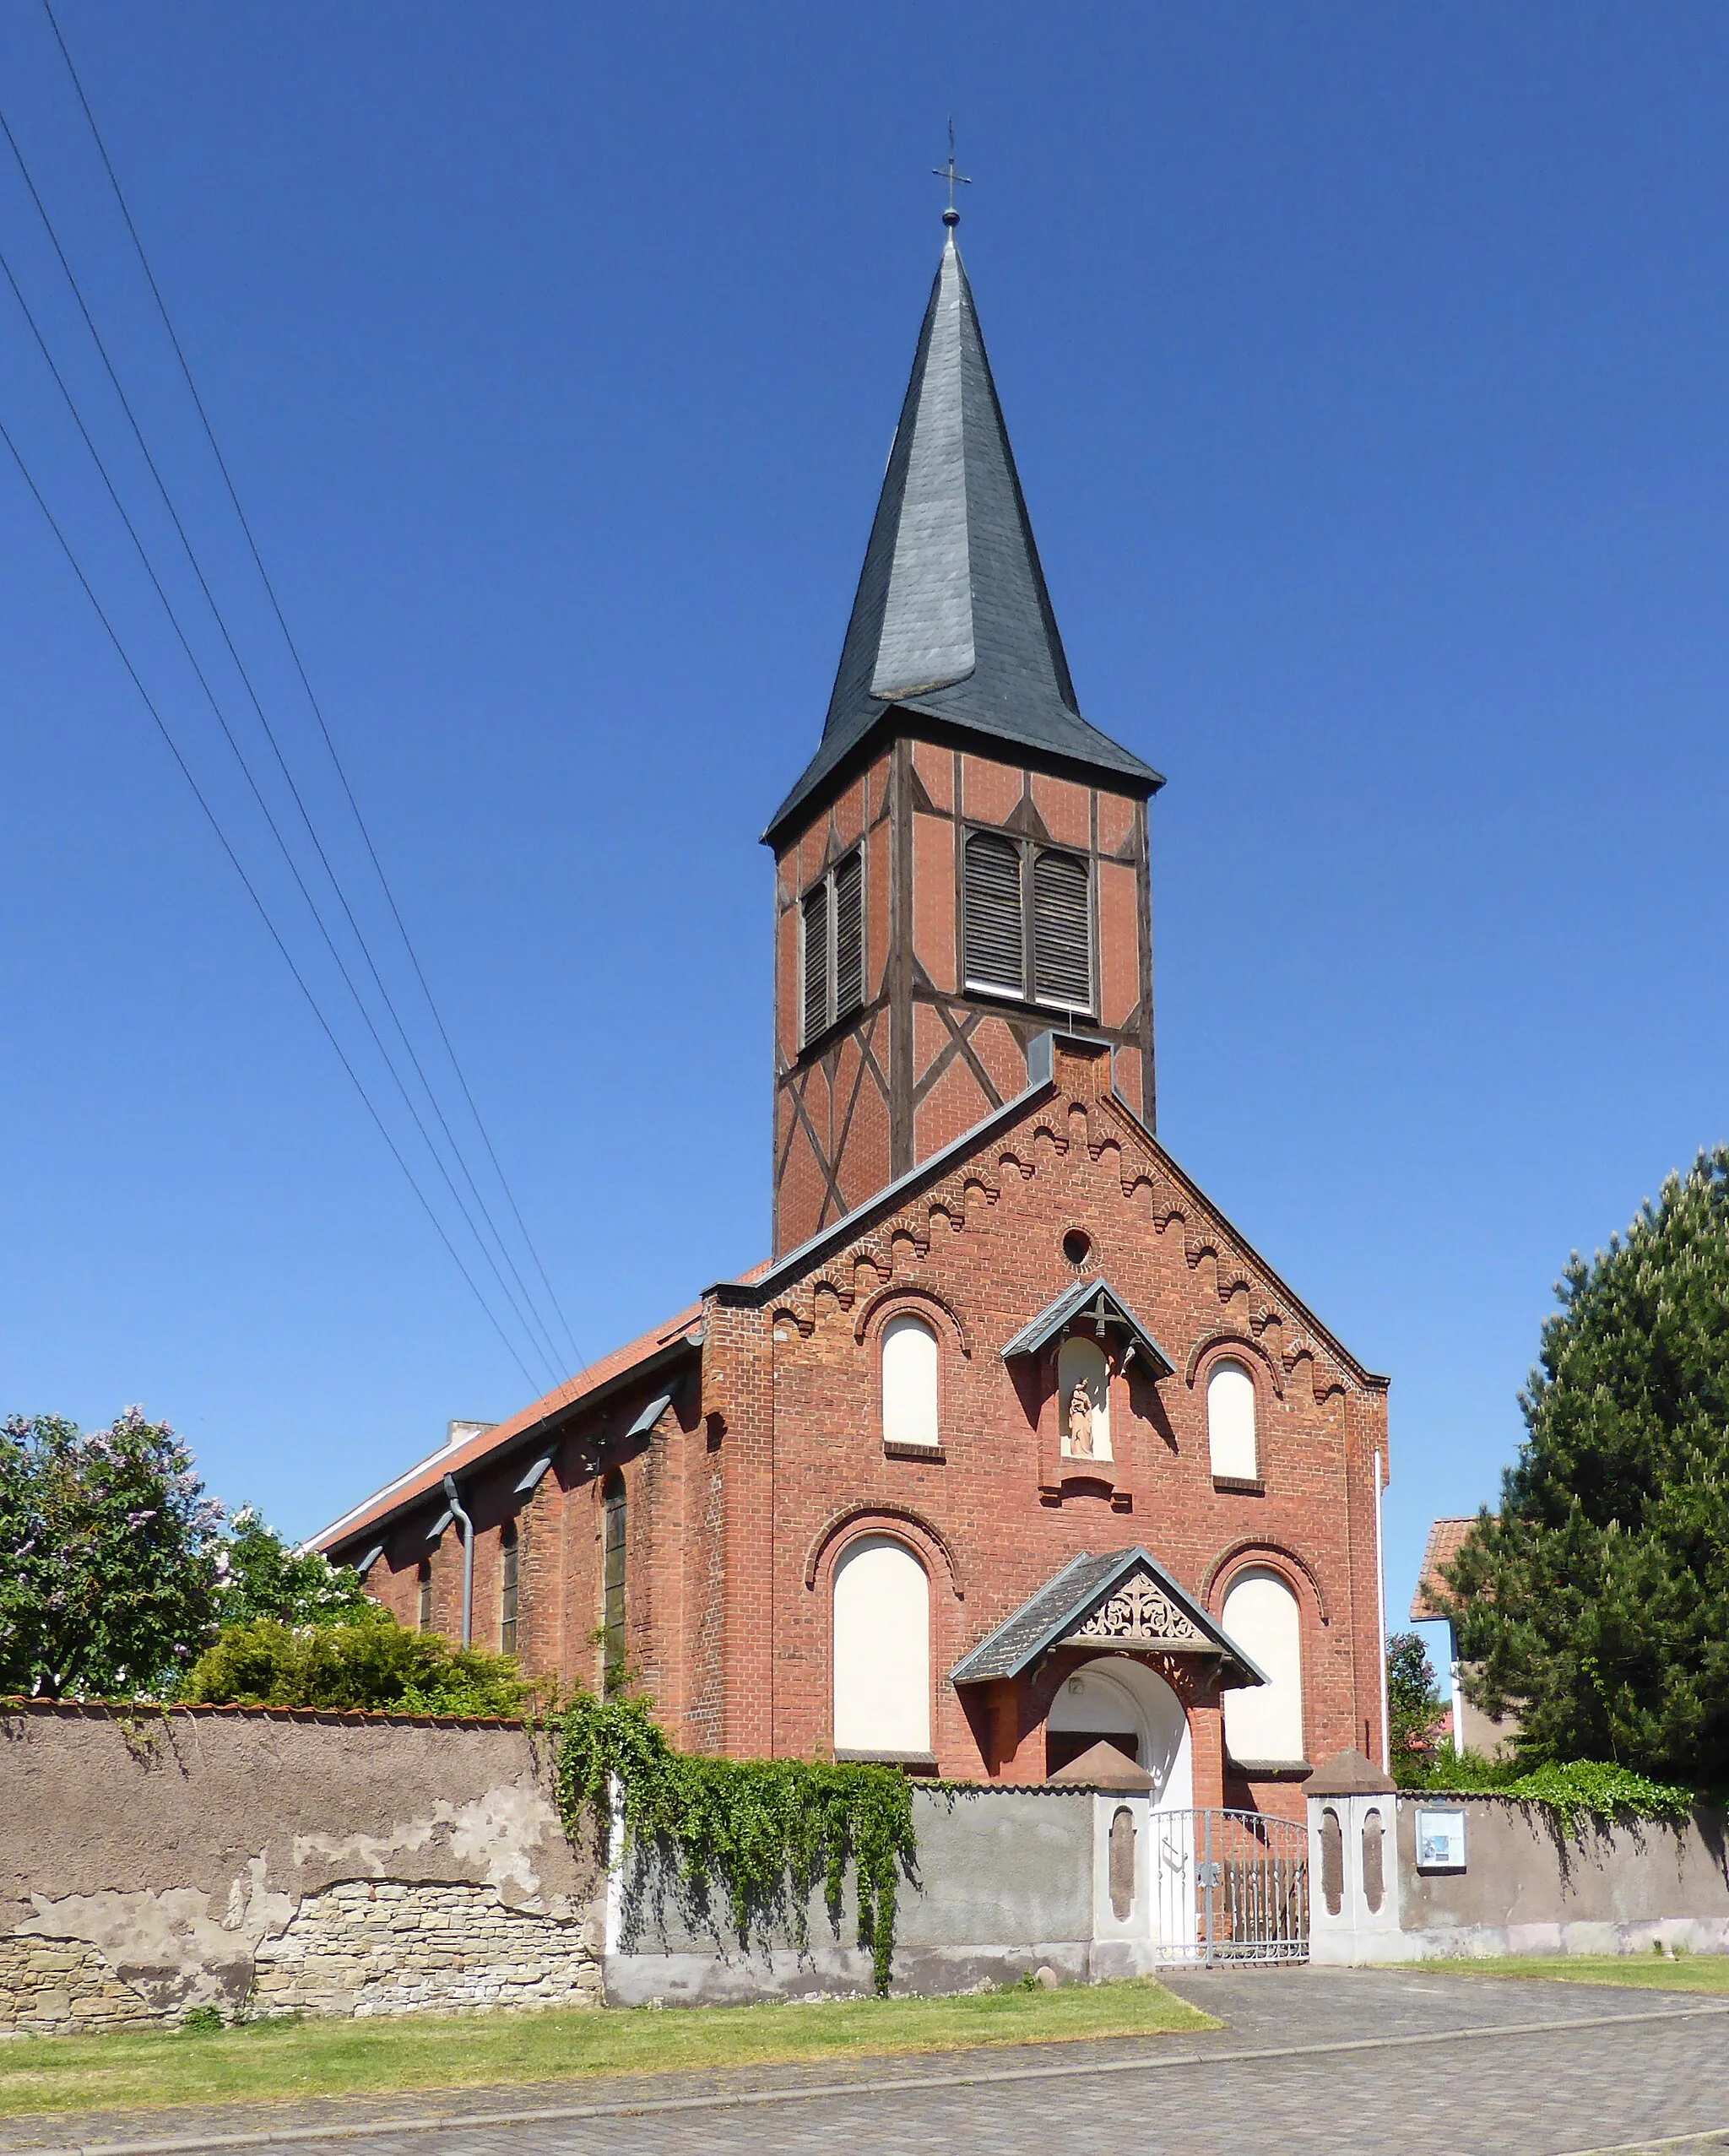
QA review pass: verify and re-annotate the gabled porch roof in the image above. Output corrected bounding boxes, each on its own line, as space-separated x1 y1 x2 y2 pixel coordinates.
1000 1276 1175 1378
949 1547 1266 1690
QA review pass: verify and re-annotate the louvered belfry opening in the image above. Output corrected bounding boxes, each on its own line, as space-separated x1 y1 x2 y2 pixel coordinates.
800 848 864 1048
832 851 864 1021
1033 847 1091 1008
963 831 1024 995
963 830 1092 1012
800 880 829 1045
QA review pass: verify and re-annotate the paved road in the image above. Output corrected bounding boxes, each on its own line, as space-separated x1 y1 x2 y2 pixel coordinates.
4 1969 1727 2156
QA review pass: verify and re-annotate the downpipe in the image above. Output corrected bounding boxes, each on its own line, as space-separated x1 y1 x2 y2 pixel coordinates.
443 1473 474 1646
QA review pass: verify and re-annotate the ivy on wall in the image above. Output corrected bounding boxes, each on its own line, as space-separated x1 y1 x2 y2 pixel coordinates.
1409 1752 1694 1834
552 1692 918 1994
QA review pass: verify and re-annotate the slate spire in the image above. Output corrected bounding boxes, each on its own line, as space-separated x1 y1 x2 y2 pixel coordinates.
766 219 1159 846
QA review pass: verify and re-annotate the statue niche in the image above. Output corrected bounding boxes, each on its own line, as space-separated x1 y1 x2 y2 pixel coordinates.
1057 1335 1111 1464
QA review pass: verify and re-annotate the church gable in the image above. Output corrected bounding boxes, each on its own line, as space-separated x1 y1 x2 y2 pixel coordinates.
738 1030 1382 1416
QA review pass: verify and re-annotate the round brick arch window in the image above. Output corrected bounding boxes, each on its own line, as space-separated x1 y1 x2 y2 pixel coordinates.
1062 1228 1092 1266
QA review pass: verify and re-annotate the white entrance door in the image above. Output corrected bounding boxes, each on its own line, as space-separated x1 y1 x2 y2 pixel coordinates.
1049 1658 1195 1953
1047 1656 1192 1809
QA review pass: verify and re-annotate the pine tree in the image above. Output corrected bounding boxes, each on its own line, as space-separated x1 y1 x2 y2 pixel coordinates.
1445 1148 1729 1785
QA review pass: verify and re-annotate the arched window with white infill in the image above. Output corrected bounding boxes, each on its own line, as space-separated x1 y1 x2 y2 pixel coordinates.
832 1535 930 1756
881 1313 940 1453
1207 1358 1258 1482
1221 1566 1305 1768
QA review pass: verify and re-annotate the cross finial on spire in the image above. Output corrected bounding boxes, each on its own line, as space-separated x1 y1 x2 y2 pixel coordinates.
932 118 971 227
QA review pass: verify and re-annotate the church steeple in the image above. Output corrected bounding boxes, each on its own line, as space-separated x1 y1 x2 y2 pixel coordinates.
767 219 1162 1258
764 223 1159 851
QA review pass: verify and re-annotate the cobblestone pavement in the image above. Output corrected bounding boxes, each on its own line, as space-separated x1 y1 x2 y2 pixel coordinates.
1 1969 1726 2156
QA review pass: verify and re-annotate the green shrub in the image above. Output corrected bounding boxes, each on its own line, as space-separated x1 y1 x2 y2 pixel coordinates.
1400 1745 1691 1828
179 1605 528 1716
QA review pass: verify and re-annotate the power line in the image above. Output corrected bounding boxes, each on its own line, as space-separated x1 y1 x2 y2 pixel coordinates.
41 0 588 1379
0 407 542 1392
0 216 563 1389
0 94 572 1384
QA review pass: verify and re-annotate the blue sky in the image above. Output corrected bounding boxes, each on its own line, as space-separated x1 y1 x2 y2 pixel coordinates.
4 2 1727 1643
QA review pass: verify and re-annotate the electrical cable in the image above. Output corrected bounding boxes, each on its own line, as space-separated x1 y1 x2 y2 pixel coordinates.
41 0 588 1379
0 408 541 1392
0 229 561 1388
0 95 571 1382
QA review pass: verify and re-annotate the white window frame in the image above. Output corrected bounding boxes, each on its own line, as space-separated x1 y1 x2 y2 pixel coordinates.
1221 1566 1306 1768
1206 1357 1260 1483
832 1534 931 1756
881 1311 940 1454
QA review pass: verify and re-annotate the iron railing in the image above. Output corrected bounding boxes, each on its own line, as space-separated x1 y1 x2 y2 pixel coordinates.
1147 1806 1309 1964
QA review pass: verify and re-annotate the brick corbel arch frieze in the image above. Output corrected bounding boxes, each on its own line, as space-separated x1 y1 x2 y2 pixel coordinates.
1184 1329 1287 1399
803 1503 966 1600
1202 1538 1331 1627
851 1281 973 1358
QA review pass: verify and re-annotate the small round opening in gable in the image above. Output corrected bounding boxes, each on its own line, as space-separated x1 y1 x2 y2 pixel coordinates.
1062 1229 1092 1267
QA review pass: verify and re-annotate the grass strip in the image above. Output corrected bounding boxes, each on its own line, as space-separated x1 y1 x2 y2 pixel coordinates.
1422 1954 1729 1996
0 1979 1213 2119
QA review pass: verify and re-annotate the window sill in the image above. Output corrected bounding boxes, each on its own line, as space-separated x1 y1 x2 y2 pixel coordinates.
962 979 1101 1025
794 999 873 1064
834 1749 939 1774
1212 1475 1266 1496
1228 1758 1314 1780
1041 1467 1131 1512
884 1442 945 1462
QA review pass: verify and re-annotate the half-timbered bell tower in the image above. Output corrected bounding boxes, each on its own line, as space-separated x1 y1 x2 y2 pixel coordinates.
764 214 1165 1256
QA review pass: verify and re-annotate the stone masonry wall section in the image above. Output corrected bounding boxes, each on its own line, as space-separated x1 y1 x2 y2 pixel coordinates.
252 1882 600 2019
0 1704 604 2036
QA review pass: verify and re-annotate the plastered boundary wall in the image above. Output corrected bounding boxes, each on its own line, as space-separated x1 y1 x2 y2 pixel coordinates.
606 1785 1110 2005
0 1704 605 2035
0 1711 1131 2021
1310 1790 1729 1964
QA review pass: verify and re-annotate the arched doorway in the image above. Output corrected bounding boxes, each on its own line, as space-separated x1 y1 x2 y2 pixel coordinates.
1046 1656 1192 1810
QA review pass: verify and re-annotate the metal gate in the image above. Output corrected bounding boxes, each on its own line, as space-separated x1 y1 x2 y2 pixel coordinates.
1146 1807 1309 1964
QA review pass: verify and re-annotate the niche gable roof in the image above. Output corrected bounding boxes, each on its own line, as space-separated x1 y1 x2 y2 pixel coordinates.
950 1548 1264 1688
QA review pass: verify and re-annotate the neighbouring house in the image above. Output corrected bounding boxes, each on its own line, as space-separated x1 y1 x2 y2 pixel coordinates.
314 211 1393 1824
1410 1516 1519 1758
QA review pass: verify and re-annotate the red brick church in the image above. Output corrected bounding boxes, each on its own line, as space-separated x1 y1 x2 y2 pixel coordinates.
317 214 1392 1822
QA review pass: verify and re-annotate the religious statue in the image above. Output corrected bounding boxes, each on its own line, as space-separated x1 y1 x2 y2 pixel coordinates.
1066 1381 1095 1459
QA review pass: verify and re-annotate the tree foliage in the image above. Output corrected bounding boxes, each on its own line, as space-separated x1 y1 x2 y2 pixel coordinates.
1445 1148 1729 1786
1386 1629 1444 1774
216 1507 371 1629
180 1604 529 1715
0 1409 225 1699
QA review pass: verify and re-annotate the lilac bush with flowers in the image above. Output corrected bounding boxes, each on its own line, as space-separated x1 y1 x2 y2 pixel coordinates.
0 1407 225 1699
1 1408 514 1711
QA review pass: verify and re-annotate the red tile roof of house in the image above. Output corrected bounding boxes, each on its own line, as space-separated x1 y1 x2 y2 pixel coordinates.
1410 1516 1475 1622
311 1299 706 1553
